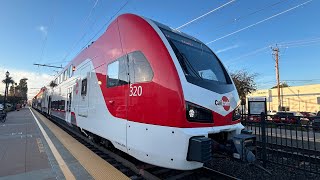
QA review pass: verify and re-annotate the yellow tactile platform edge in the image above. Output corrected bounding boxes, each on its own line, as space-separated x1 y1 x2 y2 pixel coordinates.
33 109 129 180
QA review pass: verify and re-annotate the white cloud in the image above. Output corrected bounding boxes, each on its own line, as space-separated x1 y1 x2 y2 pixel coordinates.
0 68 53 100
37 25 48 36
216 44 239 54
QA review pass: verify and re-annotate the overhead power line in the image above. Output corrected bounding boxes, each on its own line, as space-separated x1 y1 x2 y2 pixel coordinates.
206 0 313 45
61 0 100 62
225 46 270 64
278 37 320 47
68 0 130 64
283 79 320 82
175 0 236 30
201 0 289 34
33 63 63 69
225 36 320 64
278 37 320 45
282 42 320 49
46 60 71 65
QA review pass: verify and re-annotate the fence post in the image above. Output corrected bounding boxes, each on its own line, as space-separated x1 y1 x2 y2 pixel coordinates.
241 104 245 125
261 112 267 168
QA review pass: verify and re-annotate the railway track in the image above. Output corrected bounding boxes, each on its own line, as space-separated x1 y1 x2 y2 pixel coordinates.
34 109 240 180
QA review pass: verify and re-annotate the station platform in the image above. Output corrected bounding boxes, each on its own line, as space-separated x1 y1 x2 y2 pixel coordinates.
0 107 129 180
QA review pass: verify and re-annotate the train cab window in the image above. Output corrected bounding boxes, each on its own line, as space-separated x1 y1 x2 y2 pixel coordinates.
81 78 87 95
107 57 128 88
128 51 153 83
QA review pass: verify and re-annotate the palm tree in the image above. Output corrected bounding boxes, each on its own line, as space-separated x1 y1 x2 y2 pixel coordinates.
2 76 14 99
2 76 14 85
49 80 57 89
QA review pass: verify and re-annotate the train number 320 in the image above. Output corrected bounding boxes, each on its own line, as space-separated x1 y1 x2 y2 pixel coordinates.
129 84 142 96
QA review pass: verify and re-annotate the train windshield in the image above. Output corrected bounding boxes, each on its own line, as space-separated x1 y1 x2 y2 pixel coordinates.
160 28 230 86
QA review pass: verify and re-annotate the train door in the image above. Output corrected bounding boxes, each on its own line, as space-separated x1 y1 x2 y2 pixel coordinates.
47 96 51 115
78 63 91 117
127 51 154 121
105 55 129 152
66 87 73 125
105 55 128 120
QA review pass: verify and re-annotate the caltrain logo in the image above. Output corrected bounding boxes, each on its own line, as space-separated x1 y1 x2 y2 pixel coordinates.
215 96 230 111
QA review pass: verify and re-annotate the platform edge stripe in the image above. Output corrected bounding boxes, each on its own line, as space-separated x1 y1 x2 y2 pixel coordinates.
29 108 76 180
33 110 130 180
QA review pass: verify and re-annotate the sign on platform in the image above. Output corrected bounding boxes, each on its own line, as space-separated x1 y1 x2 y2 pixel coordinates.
248 97 267 115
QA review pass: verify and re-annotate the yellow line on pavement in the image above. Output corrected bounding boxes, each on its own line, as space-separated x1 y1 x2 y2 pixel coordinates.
32 109 129 180
29 108 76 180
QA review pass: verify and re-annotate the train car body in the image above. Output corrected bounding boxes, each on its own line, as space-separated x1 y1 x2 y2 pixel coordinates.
34 14 248 170
32 87 49 113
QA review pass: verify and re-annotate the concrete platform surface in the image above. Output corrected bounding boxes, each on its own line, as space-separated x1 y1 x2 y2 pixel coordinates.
0 108 128 180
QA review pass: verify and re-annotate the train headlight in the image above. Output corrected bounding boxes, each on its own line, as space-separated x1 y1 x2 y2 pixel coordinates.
189 109 196 118
233 105 241 121
186 102 213 123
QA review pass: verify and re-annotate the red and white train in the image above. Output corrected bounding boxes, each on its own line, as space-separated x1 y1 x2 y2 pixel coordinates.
33 14 254 170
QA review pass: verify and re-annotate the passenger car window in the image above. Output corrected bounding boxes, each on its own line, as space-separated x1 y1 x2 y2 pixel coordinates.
69 65 73 78
107 61 119 88
81 78 87 95
128 51 153 83
64 70 67 81
60 100 65 110
118 56 128 85
107 56 128 88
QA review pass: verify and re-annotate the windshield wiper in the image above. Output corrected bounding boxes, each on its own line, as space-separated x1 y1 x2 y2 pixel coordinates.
169 41 189 74
180 53 203 80
169 40 203 80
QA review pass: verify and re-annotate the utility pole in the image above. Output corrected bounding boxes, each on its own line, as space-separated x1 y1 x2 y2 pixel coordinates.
272 47 281 111
298 90 300 111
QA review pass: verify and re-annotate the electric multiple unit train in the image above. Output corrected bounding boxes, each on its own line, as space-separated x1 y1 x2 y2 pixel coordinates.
32 14 253 170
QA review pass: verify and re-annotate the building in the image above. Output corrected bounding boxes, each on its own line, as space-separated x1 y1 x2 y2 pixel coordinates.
247 84 320 113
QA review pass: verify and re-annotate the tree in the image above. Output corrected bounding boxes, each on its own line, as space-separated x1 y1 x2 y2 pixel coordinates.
230 70 258 101
16 78 28 100
271 82 289 89
9 85 14 96
2 76 14 100
49 80 57 89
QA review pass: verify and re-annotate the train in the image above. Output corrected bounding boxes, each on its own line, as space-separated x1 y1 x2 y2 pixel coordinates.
32 13 255 170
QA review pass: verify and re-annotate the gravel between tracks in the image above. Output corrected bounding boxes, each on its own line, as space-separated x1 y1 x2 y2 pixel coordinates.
205 157 320 180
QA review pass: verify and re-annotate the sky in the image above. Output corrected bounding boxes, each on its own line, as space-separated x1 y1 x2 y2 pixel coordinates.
0 0 319 99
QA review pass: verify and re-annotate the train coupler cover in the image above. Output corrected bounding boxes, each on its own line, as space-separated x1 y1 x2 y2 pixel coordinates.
187 136 212 163
232 133 257 162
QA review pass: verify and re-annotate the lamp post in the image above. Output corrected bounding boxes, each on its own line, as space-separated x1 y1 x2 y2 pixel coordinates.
3 71 10 109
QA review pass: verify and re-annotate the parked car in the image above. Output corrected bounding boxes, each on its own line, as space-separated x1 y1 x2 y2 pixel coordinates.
4 103 13 112
300 111 316 121
272 111 309 124
267 110 277 120
247 115 261 122
312 111 320 131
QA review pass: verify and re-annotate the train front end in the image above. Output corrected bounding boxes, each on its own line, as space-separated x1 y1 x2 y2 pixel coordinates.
143 18 256 169
111 14 256 170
